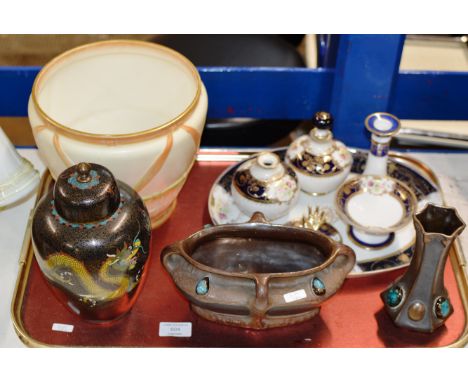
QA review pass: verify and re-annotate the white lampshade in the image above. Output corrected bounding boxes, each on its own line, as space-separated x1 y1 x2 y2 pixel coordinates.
0 127 40 208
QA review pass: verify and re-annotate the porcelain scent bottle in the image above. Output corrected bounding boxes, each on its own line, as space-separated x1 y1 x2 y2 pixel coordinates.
286 111 352 195
335 112 416 249
32 162 152 322
363 112 401 176
381 203 465 333
231 151 299 221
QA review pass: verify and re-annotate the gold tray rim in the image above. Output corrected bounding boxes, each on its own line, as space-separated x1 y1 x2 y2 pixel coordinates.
10 150 468 348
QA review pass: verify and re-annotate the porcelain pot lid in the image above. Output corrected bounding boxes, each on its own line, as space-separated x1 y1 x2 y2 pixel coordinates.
310 111 333 141
286 111 352 176
53 162 120 223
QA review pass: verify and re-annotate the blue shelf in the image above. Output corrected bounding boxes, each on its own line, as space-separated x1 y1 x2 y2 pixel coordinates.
1 34 467 148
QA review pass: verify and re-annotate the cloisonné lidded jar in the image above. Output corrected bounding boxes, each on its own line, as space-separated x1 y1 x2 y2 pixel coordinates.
31 162 151 322
231 152 299 220
286 111 352 195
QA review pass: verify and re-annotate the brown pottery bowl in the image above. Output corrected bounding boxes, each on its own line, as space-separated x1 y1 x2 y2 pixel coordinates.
162 213 355 329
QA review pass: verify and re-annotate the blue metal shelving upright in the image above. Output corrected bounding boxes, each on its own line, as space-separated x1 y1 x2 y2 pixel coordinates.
330 35 405 148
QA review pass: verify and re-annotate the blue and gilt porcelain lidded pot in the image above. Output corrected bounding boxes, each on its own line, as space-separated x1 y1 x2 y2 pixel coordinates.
363 112 401 176
32 162 151 322
231 152 300 220
286 111 352 195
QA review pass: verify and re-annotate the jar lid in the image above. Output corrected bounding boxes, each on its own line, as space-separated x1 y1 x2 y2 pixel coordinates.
310 111 333 142
53 162 120 223
313 111 333 130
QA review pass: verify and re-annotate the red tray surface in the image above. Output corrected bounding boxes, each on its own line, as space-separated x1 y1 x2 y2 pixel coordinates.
20 162 466 347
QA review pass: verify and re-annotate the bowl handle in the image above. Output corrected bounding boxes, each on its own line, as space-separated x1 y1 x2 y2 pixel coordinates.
333 244 356 274
312 244 355 301
161 243 183 274
161 243 203 301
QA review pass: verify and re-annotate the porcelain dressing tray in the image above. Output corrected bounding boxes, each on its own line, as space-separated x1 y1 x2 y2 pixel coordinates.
208 148 441 277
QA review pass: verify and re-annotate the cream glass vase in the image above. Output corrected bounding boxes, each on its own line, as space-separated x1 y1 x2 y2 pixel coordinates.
28 40 208 228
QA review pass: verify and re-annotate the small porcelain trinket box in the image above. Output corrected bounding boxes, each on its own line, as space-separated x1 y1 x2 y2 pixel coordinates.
32 162 152 322
286 111 352 195
335 174 417 248
231 152 299 220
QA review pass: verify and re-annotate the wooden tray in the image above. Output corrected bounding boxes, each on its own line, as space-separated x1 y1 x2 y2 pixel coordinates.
11 150 468 347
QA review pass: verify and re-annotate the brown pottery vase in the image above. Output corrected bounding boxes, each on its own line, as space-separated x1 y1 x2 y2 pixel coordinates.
381 203 465 333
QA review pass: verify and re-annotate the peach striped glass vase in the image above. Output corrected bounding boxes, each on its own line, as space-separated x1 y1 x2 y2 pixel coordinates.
28 40 208 227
